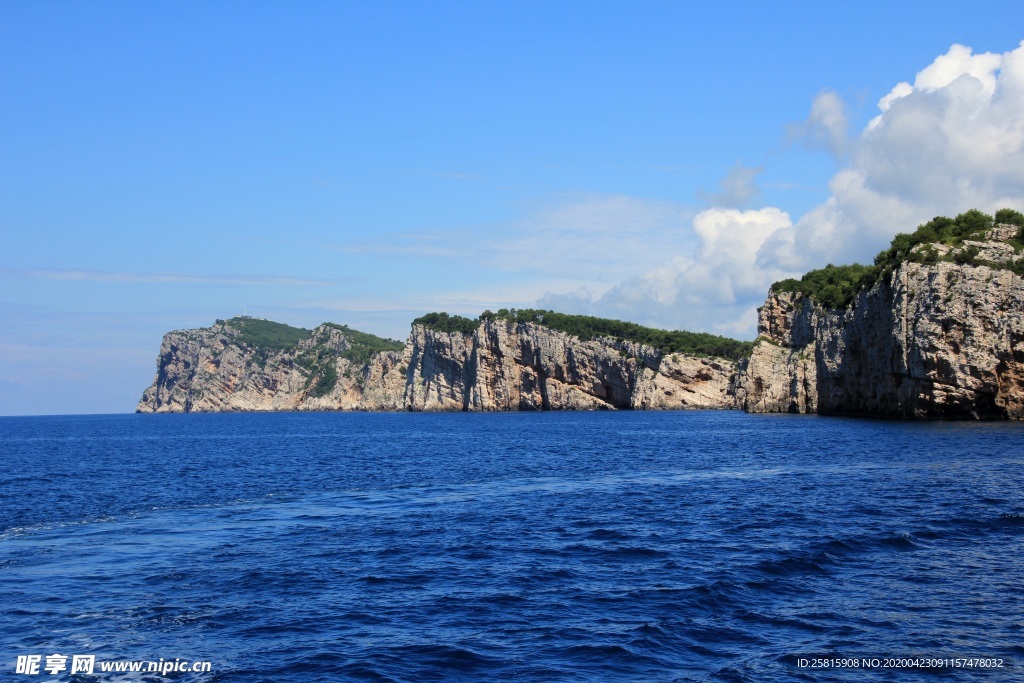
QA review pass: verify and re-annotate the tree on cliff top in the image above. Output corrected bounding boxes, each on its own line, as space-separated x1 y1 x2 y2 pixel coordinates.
414 308 754 360
773 208 1023 309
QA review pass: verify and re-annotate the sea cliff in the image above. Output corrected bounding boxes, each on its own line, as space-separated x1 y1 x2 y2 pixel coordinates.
138 317 740 413
402 318 737 411
139 212 1024 419
737 222 1024 419
136 320 408 413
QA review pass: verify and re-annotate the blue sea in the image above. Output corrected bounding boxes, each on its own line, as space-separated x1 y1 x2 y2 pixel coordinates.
1 411 1022 681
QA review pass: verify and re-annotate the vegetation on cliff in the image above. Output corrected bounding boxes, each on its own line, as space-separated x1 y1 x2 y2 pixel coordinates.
216 317 401 359
773 208 1024 309
324 324 404 363
212 317 402 397
414 309 755 361
296 324 404 398
412 312 480 335
219 317 311 350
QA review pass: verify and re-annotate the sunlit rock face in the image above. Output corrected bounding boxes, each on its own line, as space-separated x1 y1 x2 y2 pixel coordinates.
138 319 738 413
402 319 736 412
738 226 1024 419
140 226 1024 420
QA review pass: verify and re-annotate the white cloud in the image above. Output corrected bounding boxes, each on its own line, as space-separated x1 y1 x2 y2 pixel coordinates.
541 207 796 336
871 42 1004 129
787 90 850 157
700 161 763 208
538 41 1024 338
761 41 1024 271
303 42 1024 341
915 43 1002 93
0 268 338 287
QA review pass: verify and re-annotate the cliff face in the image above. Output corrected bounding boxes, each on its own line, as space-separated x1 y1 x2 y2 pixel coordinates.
137 322 408 413
814 260 1024 418
733 291 818 414
403 319 736 411
140 225 1024 419
738 227 1024 419
138 318 738 413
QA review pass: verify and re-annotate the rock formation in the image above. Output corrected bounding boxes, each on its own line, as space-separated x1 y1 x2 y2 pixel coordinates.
402 319 736 411
138 219 1024 419
137 321 408 413
737 224 1024 419
733 291 818 414
138 318 738 413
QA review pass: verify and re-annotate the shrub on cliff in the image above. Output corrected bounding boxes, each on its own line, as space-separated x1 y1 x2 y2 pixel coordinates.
994 208 1024 228
226 317 310 350
310 363 338 397
324 324 404 363
492 309 755 361
412 312 480 335
773 263 878 310
874 209 994 269
414 309 754 360
772 208 1024 309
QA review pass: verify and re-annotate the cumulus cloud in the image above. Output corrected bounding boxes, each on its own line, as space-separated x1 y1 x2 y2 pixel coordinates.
322 42 1024 340
761 41 1024 271
872 43 1002 128
540 207 795 336
540 41 1024 338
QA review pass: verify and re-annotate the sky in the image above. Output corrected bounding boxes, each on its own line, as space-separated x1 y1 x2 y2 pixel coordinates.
3 1 1024 415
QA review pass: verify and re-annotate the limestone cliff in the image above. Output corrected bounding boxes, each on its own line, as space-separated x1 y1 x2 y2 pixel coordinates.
139 215 1024 419
733 291 818 414
137 317 739 413
738 224 1024 419
402 319 736 411
137 319 408 413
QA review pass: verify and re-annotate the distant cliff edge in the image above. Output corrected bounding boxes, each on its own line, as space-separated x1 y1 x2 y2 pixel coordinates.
139 209 1024 419
137 312 747 413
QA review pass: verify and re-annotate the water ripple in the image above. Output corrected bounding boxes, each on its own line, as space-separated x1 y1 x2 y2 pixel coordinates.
1 412 1022 681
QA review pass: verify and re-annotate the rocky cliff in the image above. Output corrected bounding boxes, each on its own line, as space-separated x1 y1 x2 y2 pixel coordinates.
137 319 408 413
733 291 818 414
402 319 737 411
137 317 739 413
139 213 1024 419
737 223 1024 419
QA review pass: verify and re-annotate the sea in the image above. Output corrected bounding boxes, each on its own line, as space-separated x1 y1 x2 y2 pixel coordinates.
1 411 1022 682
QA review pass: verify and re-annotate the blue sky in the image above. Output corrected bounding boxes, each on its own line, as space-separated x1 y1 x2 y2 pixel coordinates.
3 1 1024 415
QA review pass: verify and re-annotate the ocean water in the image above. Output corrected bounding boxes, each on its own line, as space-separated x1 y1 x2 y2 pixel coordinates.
1 411 1022 682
